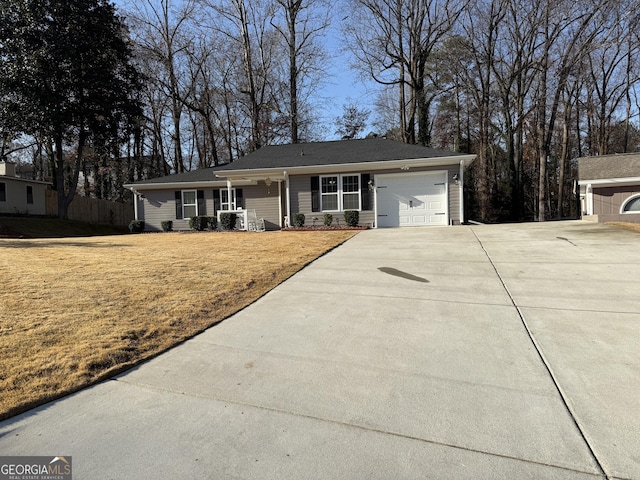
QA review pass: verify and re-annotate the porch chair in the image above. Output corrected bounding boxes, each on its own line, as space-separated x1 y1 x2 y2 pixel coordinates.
247 209 266 232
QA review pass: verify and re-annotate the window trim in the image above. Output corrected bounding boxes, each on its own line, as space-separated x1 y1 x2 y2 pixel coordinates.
341 174 361 211
319 174 361 212
182 190 198 218
320 175 340 212
621 193 640 214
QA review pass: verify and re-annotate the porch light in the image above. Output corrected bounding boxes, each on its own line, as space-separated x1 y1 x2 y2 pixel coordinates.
453 173 459 185
265 177 272 187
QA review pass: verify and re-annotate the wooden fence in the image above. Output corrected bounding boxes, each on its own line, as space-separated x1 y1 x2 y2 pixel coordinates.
45 190 134 226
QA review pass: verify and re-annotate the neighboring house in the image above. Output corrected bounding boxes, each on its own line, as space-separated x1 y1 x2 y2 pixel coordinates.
124 138 476 231
0 162 50 216
578 153 640 223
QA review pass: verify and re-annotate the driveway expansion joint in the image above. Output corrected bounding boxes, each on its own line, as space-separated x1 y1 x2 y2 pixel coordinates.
470 227 610 480
112 377 604 478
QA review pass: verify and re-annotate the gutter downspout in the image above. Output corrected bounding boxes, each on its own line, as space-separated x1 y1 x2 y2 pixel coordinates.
459 160 465 225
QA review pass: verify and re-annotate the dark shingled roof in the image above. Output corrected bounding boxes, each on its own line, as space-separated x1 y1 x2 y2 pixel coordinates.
129 166 223 185
216 138 466 171
579 153 640 180
127 138 468 186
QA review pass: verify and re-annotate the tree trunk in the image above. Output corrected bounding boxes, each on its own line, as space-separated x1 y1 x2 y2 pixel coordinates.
288 0 299 143
54 129 86 219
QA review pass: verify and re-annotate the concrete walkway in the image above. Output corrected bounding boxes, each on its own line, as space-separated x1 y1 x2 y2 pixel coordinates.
1 221 639 479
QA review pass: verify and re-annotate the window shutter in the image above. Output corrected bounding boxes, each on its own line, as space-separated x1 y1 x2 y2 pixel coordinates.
175 191 182 219
361 174 371 210
197 190 206 215
311 176 320 212
236 188 244 209
213 189 220 214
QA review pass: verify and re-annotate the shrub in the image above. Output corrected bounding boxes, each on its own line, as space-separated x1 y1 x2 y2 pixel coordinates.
344 210 359 227
161 220 173 232
189 216 209 231
207 216 218 231
220 212 237 231
323 213 333 226
292 213 305 227
128 220 145 233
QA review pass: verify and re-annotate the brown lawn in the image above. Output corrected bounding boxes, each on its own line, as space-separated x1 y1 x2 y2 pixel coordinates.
0 230 358 420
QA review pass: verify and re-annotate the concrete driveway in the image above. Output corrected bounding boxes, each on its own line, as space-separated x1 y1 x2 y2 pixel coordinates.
1 221 639 479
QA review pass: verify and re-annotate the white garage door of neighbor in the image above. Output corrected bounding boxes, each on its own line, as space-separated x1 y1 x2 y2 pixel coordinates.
376 172 448 227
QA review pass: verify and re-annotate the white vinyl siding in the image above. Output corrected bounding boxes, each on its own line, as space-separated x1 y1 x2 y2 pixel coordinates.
0 178 48 215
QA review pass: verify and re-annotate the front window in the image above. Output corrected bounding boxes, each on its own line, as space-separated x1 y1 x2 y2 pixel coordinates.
342 175 360 210
220 188 236 210
0 182 5 202
26 186 34 204
321 176 339 211
320 175 360 211
622 195 640 213
182 190 197 218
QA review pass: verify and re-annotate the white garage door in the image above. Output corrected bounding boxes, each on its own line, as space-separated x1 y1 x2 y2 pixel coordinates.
376 172 448 227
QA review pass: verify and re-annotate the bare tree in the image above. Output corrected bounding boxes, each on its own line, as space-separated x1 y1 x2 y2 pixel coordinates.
459 0 506 222
584 3 640 156
345 0 467 145
206 0 284 152
532 0 606 221
271 0 331 143
129 0 197 172
335 101 371 139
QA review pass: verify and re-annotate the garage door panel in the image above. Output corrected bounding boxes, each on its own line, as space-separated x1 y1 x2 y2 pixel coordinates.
429 213 448 225
376 172 448 227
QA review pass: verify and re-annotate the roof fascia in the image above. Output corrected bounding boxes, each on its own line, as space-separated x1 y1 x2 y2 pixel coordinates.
124 179 256 191
0 176 52 186
217 154 476 180
578 177 640 187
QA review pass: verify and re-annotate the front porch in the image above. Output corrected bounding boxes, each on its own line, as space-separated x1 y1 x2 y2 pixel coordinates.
217 209 266 232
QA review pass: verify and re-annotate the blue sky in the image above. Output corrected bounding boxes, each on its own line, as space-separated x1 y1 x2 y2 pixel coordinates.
313 19 377 139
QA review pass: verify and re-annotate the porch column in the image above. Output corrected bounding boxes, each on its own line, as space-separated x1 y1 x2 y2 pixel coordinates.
226 179 233 210
278 180 283 228
284 171 291 227
459 160 465 224
133 190 139 220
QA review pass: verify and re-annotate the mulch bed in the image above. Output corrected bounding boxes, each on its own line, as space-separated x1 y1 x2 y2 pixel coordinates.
283 226 369 231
